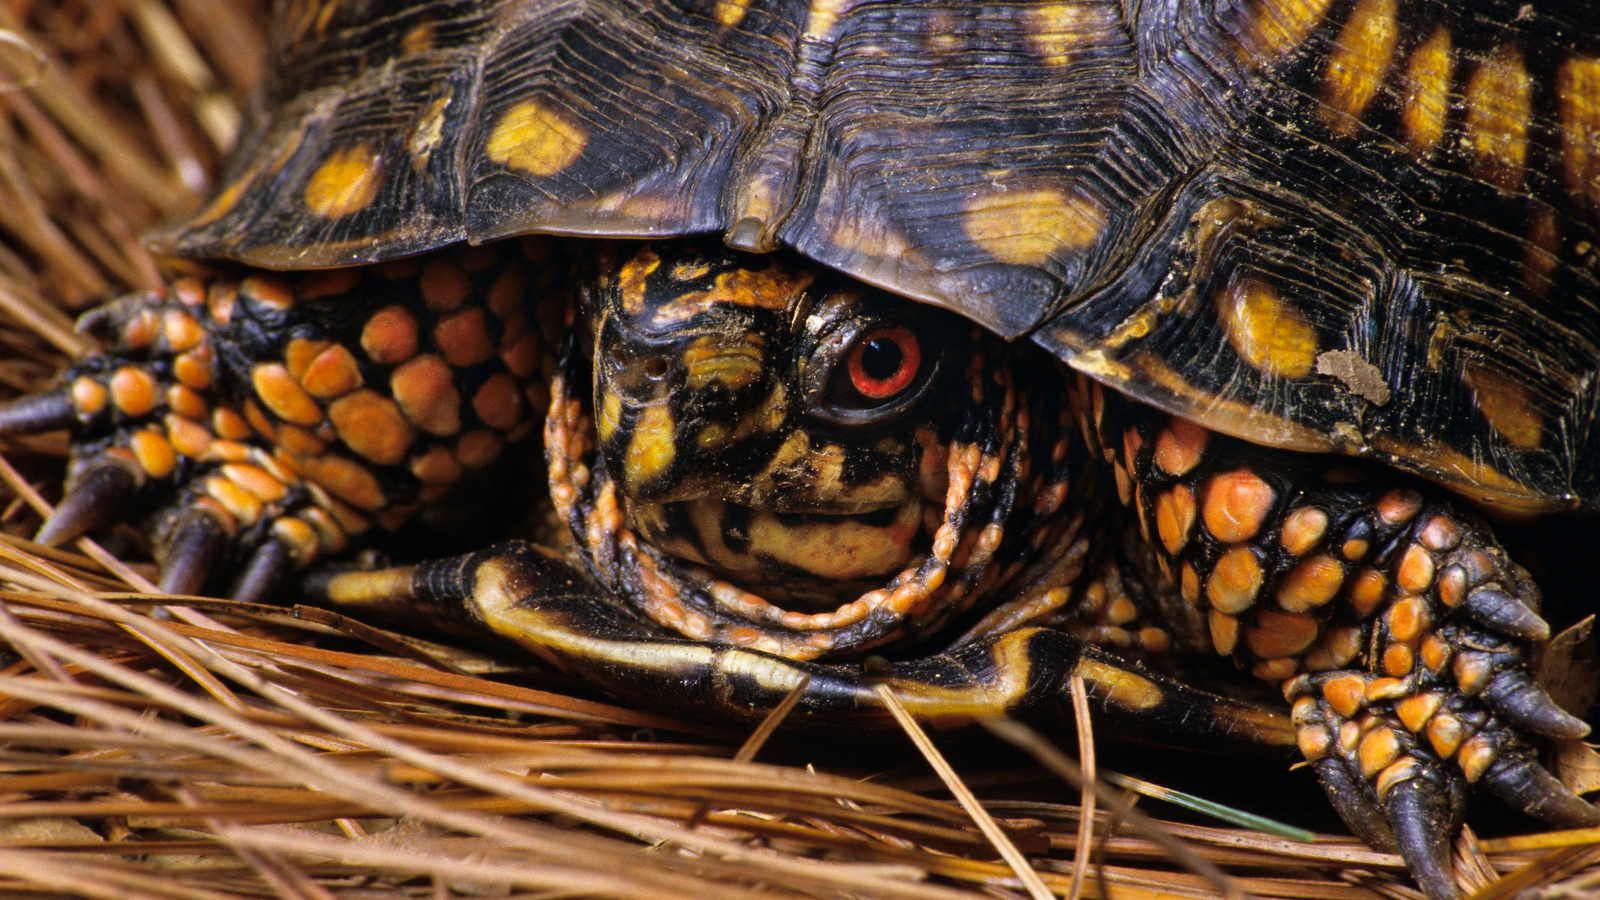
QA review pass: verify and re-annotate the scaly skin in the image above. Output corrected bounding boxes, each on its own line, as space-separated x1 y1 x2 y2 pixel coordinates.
0 240 1591 900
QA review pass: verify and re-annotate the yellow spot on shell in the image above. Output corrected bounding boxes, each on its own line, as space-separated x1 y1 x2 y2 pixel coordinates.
486 98 588 177
1557 55 1600 209
962 184 1106 266
1464 365 1543 450
711 0 751 27
1400 25 1452 156
625 404 676 488
1025 4 1118 68
303 144 385 219
1464 43 1531 191
400 21 434 56
1319 0 1397 136
1244 0 1335 59
1216 273 1318 378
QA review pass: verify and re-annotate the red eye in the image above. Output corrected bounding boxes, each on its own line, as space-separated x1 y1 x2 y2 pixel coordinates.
846 326 921 400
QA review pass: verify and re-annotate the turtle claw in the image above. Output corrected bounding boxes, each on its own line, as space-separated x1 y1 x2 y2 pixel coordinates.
231 538 295 605
36 455 142 546
0 388 79 436
1485 750 1600 825
1482 669 1590 738
156 509 230 595
1463 586 1550 641
1384 772 1461 900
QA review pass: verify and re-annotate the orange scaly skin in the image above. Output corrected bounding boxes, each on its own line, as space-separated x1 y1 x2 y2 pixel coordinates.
2 241 1592 900
1080 375 1596 885
25 241 558 598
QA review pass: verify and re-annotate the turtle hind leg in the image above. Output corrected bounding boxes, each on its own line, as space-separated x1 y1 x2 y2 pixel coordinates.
1083 387 1597 900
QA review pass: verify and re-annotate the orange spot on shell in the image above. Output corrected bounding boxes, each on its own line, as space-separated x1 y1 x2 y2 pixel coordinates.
361 306 420 365
390 354 462 436
328 389 416 466
1201 469 1276 543
486 98 589 177
1318 0 1398 137
1400 25 1452 156
1464 43 1532 191
303 144 385 218
1464 365 1543 450
1242 0 1334 58
1216 272 1318 378
961 182 1107 266
252 363 323 427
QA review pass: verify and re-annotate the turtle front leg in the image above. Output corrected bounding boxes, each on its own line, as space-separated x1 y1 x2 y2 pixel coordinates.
0 243 558 600
311 539 1296 753
1081 379 1597 900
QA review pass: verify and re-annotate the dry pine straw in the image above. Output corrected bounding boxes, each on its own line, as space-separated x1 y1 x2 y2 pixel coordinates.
0 2 1595 899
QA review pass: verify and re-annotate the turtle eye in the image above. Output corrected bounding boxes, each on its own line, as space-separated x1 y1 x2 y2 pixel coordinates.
807 322 938 426
845 326 921 401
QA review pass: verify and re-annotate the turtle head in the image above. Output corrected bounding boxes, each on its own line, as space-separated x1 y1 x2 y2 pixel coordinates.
583 240 961 592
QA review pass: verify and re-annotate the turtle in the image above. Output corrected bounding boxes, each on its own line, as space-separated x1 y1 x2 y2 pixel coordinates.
1 1 1598 897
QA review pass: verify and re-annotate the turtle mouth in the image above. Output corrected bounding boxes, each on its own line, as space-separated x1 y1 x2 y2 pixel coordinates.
625 496 930 609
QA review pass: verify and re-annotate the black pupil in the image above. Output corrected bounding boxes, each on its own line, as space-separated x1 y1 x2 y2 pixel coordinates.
860 336 904 381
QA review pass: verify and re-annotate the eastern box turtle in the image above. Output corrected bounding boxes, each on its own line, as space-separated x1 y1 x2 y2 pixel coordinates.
3 1 1598 897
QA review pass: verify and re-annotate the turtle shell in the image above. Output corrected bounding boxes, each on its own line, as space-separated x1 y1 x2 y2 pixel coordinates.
153 0 1600 516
